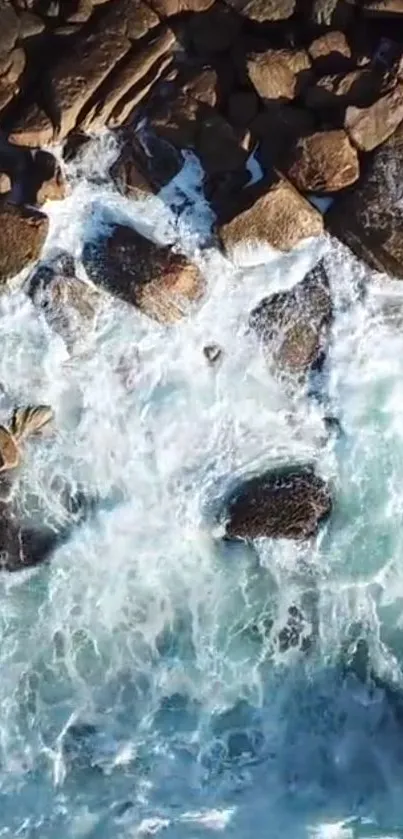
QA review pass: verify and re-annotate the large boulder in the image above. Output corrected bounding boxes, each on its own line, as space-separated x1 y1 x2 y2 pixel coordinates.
82 223 205 323
8 0 160 146
327 121 403 278
223 0 296 21
249 260 332 376
0 203 48 284
218 173 323 255
345 84 403 151
247 49 311 103
285 130 359 193
29 251 100 350
222 465 332 541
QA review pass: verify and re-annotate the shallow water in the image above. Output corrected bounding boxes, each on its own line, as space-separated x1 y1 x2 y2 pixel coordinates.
1 134 403 839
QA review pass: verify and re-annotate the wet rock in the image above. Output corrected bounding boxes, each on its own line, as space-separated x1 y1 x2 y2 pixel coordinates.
203 343 223 365
112 129 182 194
278 605 311 652
149 94 247 178
110 143 155 199
29 251 100 348
218 173 323 255
249 260 332 376
285 130 359 194
29 149 67 205
8 0 160 146
0 203 48 284
227 90 258 127
308 31 352 74
223 0 296 21
82 223 205 324
223 464 332 541
247 49 311 103
327 120 403 277
254 105 315 170
345 84 403 151
180 67 220 108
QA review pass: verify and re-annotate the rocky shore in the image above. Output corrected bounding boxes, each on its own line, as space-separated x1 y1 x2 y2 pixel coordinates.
0 0 403 572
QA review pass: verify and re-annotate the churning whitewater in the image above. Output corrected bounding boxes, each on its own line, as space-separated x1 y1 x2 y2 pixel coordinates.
1 132 403 839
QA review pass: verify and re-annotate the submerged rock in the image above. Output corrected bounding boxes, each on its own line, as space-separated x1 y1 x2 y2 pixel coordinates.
82 223 205 324
203 343 223 366
223 464 331 541
249 260 332 377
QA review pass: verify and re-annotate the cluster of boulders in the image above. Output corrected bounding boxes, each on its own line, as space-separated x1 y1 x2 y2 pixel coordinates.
3 0 403 570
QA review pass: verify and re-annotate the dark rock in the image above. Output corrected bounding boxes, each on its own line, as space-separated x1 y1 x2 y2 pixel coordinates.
304 68 380 111
285 130 359 194
278 605 311 652
110 142 155 199
203 343 222 365
327 120 403 277
254 105 315 171
223 464 332 541
82 223 205 324
0 202 48 285
187 4 241 54
227 90 258 128
180 67 220 108
29 251 100 349
218 173 323 255
249 260 332 376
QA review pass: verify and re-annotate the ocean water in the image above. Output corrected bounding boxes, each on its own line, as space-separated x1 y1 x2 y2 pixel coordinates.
1 133 403 839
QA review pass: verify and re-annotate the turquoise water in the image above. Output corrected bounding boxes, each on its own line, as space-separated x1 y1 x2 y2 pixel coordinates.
1 136 403 839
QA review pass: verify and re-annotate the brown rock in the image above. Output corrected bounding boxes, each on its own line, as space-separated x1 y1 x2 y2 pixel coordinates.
110 142 155 199
247 49 311 102
310 0 355 25
0 6 20 58
218 174 323 255
0 203 48 284
249 260 332 375
223 464 332 541
345 84 403 151
308 31 352 74
223 0 296 21
66 0 94 23
0 173 11 194
181 67 219 107
19 11 45 38
148 0 214 14
7 0 159 146
286 130 359 193
254 105 315 170
81 27 176 132
108 55 174 128
33 152 67 204
82 224 205 324
361 0 403 15
327 121 403 278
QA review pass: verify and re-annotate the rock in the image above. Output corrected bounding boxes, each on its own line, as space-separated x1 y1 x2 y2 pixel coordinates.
345 84 403 151
113 129 182 193
110 143 155 199
310 0 355 25
223 464 332 541
0 46 26 113
304 68 379 110
285 130 359 193
19 10 45 38
81 27 177 132
30 149 67 204
148 0 215 14
187 4 241 54
66 0 94 23
361 0 403 15
0 426 19 472
327 121 403 278
203 343 223 365
278 605 311 652
8 0 160 146
227 90 258 127
0 172 11 194
254 105 315 170
223 0 296 21
218 173 323 255
82 224 205 324
149 94 248 177
249 260 332 375
0 6 20 58
247 49 311 102
29 252 100 349
181 67 219 108
308 31 352 74
0 203 48 284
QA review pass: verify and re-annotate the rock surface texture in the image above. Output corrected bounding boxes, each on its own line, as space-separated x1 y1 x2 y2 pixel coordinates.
223 465 332 540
